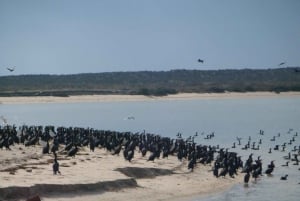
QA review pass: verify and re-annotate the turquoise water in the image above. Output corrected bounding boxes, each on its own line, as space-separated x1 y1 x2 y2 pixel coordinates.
1 96 300 200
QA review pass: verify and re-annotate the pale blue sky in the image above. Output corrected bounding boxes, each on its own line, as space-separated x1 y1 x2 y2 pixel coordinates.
0 0 299 75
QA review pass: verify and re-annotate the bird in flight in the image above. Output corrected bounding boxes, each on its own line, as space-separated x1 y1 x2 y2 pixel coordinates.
278 62 285 66
198 59 204 63
6 67 15 72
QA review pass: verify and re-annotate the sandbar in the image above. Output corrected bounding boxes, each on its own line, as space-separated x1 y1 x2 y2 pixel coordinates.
0 92 300 104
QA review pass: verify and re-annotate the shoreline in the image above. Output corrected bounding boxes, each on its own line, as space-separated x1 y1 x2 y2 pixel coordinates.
1 92 300 104
0 144 243 201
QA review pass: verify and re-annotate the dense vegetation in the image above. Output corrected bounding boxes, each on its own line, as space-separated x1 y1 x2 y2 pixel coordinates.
0 68 300 97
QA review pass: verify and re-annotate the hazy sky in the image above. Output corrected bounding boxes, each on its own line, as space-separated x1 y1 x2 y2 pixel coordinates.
0 0 299 75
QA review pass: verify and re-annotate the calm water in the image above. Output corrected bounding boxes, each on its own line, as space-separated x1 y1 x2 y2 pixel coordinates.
1 96 300 201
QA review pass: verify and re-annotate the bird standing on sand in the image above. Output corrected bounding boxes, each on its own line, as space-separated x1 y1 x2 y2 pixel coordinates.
213 166 219 178
67 145 78 157
53 159 61 175
148 152 156 162
53 152 61 175
188 157 196 172
42 140 50 154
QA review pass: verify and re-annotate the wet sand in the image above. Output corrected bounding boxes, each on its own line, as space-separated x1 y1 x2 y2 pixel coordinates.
0 92 300 104
0 144 243 201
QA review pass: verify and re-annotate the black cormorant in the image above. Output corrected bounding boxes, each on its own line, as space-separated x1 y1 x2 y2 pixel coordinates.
67 146 78 157
198 59 204 63
53 152 61 175
280 174 288 180
244 171 250 183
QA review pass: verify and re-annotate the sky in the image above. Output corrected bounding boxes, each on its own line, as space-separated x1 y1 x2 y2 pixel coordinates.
0 0 299 75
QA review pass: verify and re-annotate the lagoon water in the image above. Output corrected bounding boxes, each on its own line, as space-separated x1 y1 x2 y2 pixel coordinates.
1 96 300 201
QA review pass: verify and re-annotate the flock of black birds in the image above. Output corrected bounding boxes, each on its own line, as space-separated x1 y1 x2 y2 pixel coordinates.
0 124 299 185
230 128 300 184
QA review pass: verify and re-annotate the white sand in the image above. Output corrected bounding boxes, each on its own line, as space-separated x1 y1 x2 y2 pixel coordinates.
0 144 243 201
0 92 299 104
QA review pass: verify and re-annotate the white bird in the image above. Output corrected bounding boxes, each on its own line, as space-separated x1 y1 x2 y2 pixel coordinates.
0 115 8 124
6 67 15 72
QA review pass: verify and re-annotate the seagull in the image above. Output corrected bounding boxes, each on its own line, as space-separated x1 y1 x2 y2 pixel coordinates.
278 62 285 66
0 115 8 124
6 67 15 72
198 59 204 63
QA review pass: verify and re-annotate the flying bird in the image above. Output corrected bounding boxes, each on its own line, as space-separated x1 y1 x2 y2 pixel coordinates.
198 59 204 63
278 62 285 66
6 67 15 72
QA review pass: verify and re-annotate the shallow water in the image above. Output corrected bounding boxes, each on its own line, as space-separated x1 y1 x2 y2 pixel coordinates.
1 96 300 201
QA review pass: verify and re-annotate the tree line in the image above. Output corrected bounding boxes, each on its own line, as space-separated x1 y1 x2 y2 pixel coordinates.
0 68 300 97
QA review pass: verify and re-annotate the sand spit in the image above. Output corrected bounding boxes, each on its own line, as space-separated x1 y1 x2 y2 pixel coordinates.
0 144 243 201
0 92 300 104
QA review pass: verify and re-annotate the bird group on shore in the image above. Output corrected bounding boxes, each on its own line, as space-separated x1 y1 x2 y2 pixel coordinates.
0 124 243 182
1 125 299 185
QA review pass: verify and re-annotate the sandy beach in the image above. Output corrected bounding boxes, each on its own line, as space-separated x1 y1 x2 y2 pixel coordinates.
0 92 300 104
0 143 243 201
1 92 298 201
